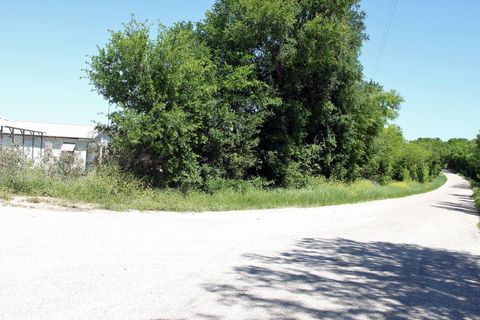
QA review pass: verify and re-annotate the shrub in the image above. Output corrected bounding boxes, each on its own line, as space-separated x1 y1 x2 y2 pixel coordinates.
284 162 310 189
0 146 25 185
203 176 271 194
419 166 431 183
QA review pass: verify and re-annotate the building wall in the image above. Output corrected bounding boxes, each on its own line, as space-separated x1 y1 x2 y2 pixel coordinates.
0 134 92 169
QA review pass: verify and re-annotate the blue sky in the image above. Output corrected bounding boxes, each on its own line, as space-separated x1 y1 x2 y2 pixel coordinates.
0 0 478 140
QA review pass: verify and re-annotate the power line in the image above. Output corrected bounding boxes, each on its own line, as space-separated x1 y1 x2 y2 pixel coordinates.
374 0 399 77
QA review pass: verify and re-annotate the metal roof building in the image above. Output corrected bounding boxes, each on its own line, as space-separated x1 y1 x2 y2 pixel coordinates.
0 117 97 139
0 117 108 169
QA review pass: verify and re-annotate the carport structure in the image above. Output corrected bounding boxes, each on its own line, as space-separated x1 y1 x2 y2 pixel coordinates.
0 124 45 161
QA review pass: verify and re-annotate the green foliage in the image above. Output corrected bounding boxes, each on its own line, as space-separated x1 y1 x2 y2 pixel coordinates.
87 2 412 188
442 133 480 226
200 0 400 182
473 186 480 223
0 158 447 211
0 146 25 184
411 138 445 179
411 133 480 207
88 20 276 189
365 125 447 184
443 138 479 179
476 131 480 152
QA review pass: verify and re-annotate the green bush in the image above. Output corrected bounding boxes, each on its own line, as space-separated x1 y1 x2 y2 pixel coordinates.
398 168 411 182
365 125 442 184
203 176 270 194
0 146 26 185
284 162 310 189
420 166 431 183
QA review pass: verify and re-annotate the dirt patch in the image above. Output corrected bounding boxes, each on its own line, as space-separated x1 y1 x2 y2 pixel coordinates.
1 195 97 212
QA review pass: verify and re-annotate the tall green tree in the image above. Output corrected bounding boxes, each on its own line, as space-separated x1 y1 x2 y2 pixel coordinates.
200 0 401 184
444 138 478 179
87 20 276 188
87 1 408 189
476 131 480 152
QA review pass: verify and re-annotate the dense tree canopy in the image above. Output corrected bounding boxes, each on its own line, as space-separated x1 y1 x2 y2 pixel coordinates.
199 0 402 182
87 0 446 189
443 137 480 180
408 134 480 182
88 20 277 188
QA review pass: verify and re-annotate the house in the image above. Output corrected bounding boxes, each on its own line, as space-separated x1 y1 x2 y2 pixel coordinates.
0 117 109 170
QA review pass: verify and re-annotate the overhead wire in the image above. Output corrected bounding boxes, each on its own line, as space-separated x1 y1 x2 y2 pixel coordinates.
373 0 399 77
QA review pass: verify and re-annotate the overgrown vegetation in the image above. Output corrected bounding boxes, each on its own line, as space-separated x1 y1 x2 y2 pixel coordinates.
1 1 463 212
86 0 427 190
0 188 11 201
0 150 446 211
412 132 480 221
473 184 480 221
445 134 480 219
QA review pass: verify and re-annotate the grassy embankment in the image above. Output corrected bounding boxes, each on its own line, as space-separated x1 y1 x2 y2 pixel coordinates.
475 187 480 212
459 176 480 227
0 166 447 212
470 181 480 227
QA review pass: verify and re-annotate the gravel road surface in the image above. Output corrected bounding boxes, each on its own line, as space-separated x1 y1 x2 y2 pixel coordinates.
0 172 479 319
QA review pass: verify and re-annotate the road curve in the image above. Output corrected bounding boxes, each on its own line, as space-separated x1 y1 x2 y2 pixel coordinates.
0 172 479 320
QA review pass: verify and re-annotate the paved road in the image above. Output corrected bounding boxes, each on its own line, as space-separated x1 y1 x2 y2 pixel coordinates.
0 172 479 320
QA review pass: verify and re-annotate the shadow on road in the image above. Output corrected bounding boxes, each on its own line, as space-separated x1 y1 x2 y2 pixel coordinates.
201 238 480 319
431 181 478 216
432 200 478 216
449 183 474 191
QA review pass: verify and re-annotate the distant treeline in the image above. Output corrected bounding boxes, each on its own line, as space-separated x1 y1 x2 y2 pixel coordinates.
424 133 480 214
415 135 480 182
85 0 474 190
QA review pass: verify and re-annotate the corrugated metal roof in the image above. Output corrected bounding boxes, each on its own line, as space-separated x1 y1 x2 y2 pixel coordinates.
0 117 98 139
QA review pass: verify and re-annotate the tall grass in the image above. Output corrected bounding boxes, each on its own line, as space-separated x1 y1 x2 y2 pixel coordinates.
0 162 447 212
474 187 480 211
471 183 480 228
459 177 480 227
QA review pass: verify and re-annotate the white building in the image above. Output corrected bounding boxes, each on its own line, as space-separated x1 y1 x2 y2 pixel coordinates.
0 117 109 170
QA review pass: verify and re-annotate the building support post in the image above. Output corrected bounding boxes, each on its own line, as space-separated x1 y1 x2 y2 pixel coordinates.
22 129 25 156
31 132 35 161
40 133 44 160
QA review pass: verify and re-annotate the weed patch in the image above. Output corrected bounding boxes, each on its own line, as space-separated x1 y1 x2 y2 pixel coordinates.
0 163 447 212
0 188 12 201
